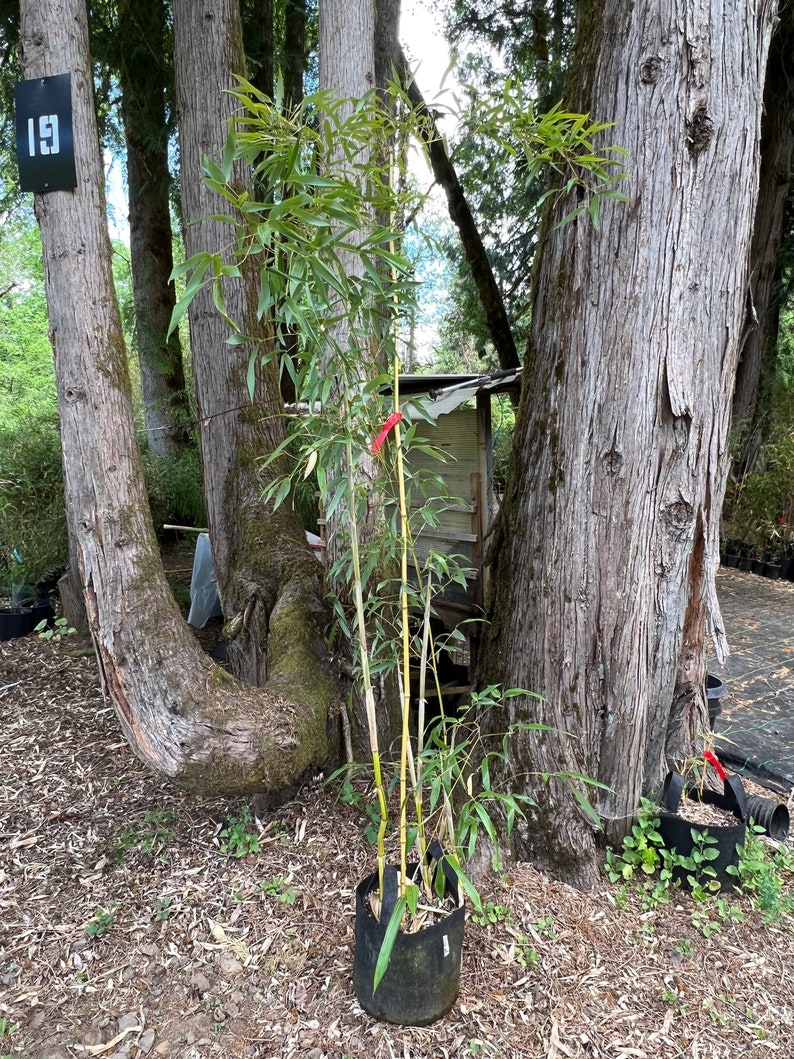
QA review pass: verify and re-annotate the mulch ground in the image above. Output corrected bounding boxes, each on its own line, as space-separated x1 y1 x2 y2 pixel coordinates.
2 629 794 1059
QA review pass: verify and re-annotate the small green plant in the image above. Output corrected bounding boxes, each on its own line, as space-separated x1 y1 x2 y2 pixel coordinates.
512 933 539 970
532 914 556 940
606 800 665 882
219 805 259 858
84 902 118 938
639 917 656 939
703 994 737 1029
0 1017 19 1059
731 824 794 922
259 878 297 904
674 937 693 958
661 985 680 1006
676 827 721 900
605 801 674 910
471 901 513 928
111 808 176 862
152 895 176 922
35 616 76 641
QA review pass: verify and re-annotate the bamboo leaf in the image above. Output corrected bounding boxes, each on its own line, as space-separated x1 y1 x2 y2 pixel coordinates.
303 449 318 479
373 895 406 993
569 784 602 827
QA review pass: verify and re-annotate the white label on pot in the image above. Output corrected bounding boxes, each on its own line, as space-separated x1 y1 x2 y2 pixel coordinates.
443 934 450 957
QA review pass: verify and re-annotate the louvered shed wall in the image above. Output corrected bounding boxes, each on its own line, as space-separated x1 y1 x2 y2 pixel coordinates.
406 404 491 612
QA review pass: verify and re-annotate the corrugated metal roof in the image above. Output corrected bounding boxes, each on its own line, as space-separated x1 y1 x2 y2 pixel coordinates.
387 369 522 419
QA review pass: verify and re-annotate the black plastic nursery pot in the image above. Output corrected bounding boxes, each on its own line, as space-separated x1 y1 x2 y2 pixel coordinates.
705 674 727 728
353 866 465 1027
28 600 55 632
0 606 33 642
657 771 747 892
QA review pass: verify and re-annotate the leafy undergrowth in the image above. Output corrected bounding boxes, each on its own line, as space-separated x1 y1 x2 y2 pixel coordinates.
1 633 793 1059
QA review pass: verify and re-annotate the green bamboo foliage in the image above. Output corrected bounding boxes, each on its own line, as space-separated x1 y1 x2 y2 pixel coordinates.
169 78 619 963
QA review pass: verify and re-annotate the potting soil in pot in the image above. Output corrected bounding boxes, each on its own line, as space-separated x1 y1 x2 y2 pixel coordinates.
674 797 740 829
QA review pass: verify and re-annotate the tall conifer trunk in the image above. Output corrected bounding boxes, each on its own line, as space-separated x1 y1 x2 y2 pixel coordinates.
478 0 777 887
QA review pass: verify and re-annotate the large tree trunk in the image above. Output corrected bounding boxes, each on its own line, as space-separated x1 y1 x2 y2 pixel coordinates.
477 0 776 887
732 13 794 457
247 0 308 406
284 0 307 111
119 0 192 460
173 0 329 688
248 0 275 100
317 0 402 754
21 0 338 795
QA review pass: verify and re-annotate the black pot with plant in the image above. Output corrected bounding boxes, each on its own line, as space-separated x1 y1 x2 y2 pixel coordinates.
353 843 465 1026
657 757 747 892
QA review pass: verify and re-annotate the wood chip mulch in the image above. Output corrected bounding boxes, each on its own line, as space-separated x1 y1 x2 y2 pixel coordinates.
1 632 793 1059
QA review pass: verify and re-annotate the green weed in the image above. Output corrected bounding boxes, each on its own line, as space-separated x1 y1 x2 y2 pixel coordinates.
84 903 118 938
111 808 176 862
35 616 76 641
471 901 513 928
259 878 297 904
152 895 176 922
219 805 259 857
0 1017 19 1059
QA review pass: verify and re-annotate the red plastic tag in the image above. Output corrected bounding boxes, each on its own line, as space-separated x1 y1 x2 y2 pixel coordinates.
371 411 403 454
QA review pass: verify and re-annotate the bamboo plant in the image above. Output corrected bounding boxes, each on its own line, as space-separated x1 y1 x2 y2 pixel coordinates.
172 76 619 984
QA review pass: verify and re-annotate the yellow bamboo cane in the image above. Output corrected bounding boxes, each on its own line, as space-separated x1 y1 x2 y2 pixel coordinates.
345 432 388 898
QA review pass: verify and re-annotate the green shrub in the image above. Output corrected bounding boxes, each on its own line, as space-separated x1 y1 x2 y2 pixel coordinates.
722 428 794 559
0 412 67 592
142 445 207 531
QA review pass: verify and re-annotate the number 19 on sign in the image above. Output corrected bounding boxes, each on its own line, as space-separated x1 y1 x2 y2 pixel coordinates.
28 114 60 157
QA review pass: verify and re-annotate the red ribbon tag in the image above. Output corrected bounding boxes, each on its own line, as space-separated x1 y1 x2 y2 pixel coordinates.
704 750 727 782
371 411 403 454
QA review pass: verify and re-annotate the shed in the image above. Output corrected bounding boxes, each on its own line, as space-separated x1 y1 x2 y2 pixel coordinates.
386 369 521 634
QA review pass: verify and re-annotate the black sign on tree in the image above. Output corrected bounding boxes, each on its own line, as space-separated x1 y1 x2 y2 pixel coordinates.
15 73 77 193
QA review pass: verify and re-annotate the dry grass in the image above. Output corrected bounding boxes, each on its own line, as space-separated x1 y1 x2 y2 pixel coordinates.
1 632 793 1059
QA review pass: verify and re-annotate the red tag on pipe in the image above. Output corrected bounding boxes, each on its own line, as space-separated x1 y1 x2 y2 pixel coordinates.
371 411 403 454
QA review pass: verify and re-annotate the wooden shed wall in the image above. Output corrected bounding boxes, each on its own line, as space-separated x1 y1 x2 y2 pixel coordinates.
405 406 489 608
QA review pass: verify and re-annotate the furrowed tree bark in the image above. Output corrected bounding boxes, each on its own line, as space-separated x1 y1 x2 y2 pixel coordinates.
399 49 520 372
119 0 192 460
477 0 776 887
21 0 339 795
173 0 337 692
318 0 402 756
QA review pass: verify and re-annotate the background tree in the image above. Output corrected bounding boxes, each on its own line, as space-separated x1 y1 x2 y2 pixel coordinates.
0 0 21 214
244 0 311 109
315 0 404 751
172 0 335 687
429 0 576 364
731 10 794 462
117 0 192 459
477 0 777 887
